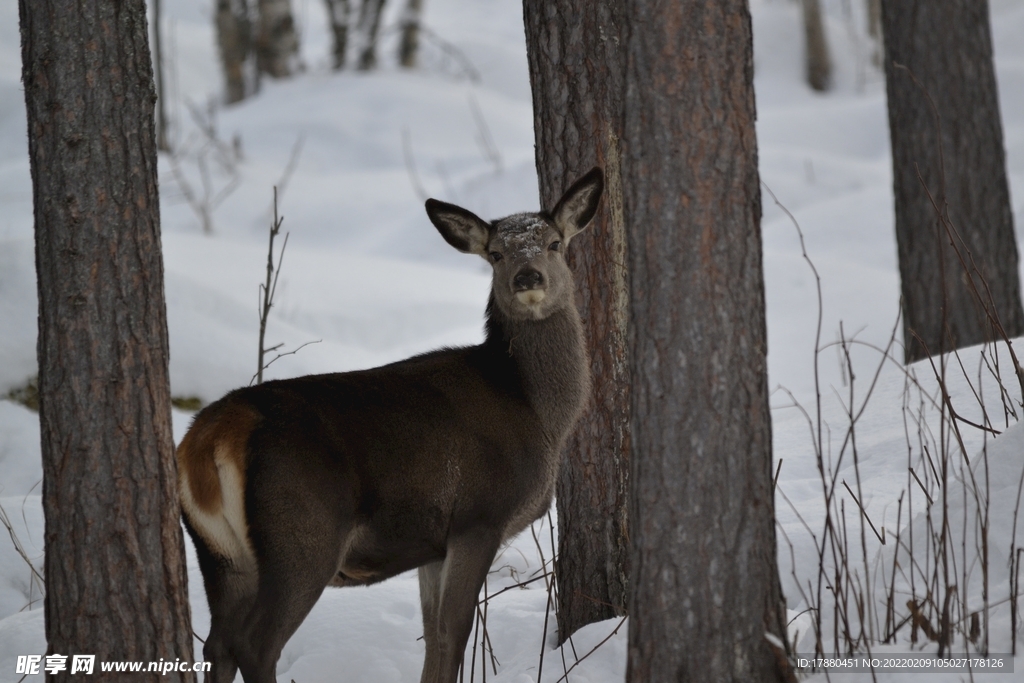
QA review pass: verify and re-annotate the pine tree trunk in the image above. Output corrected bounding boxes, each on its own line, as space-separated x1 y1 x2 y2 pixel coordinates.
19 0 195 678
524 0 631 643
325 0 351 70
356 0 388 70
802 0 831 91
880 0 1024 362
622 1 790 681
255 0 300 78
153 0 170 150
216 0 252 103
398 0 422 68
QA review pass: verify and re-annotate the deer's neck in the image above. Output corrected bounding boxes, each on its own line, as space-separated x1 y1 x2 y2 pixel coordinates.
484 295 590 442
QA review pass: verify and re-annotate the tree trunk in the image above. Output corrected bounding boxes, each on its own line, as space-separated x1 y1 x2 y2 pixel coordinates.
325 0 351 70
19 0 195 678
880 0 1024 362
356 0 388 70
255 0 300 78
398 0 422 68
867 0 881 38
153 0 170 151
867 0 881 67
216 0 252 103
523 0 631 643
622 1 791 681
802 0 831 91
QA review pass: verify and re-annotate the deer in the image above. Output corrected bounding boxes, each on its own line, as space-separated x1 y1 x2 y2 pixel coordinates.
176 168 604 683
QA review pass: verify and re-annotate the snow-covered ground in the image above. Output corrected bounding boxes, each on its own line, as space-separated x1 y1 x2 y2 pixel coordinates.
2 0 1024 680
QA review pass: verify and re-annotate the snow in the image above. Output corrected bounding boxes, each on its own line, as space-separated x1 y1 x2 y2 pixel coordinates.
2 0 1024 680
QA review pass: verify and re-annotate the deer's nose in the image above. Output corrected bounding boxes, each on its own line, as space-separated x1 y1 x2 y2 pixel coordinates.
513 268 544 291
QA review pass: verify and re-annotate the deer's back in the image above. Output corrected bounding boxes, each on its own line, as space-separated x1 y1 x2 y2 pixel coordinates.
178 344 556 580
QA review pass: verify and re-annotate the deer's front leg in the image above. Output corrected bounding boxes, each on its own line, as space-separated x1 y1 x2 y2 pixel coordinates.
419 530 499 683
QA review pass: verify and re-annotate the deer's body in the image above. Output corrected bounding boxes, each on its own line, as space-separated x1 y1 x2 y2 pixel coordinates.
178 169 603 683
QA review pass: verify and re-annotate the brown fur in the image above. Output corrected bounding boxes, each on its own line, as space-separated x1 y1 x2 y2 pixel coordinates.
179 168 604 683
177 401 260 514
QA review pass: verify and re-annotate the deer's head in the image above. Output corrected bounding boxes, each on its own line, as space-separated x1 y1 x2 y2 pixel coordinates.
426 168 604 321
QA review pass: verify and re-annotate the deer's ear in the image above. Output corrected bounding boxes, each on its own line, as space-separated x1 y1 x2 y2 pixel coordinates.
552 167 604 241
426 199 491 256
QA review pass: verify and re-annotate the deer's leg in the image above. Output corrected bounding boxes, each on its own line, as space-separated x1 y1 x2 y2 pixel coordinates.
420 530 500 683
203 563 258 683
187 523 256 683
231 545 338 683
418 560 443 678
232 485 346 683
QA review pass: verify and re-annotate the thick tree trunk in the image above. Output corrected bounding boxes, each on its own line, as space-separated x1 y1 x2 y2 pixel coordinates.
802 0 831 91
880 0 1024 362
524 0 631 643
622 1 790 681
325 0 351 70
19 0 194 678
398 0 422 68
216 0 252 103
356 0 388 70
255 0 300 78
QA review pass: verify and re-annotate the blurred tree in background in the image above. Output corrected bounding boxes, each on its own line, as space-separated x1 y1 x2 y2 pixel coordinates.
802 0 831 91
880 0 1024 362
216 0 299 103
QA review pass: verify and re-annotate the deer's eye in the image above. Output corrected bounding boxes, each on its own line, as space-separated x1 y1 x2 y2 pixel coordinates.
489 251 503 262
548 241 561 252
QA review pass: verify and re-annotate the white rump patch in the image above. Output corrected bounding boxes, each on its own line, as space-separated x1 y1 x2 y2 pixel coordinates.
180 451 256 564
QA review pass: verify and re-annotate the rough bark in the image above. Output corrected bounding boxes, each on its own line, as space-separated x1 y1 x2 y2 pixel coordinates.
325 0 352 70
622 1 790 681
356 0 388 70
880 0 1024 362
523 0 631 643
802 0 831 91
216 0 252 103
255 0 300 78
398 0 423 68
19 0 195 678
153 0 169 151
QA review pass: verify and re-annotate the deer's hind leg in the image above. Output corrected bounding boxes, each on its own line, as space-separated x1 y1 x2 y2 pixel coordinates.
419 529 500 683
187 522 258 683
232 555 338 683
232 479 348 681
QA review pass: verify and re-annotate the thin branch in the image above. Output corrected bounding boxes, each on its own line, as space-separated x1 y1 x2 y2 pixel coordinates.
402 128 429 203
